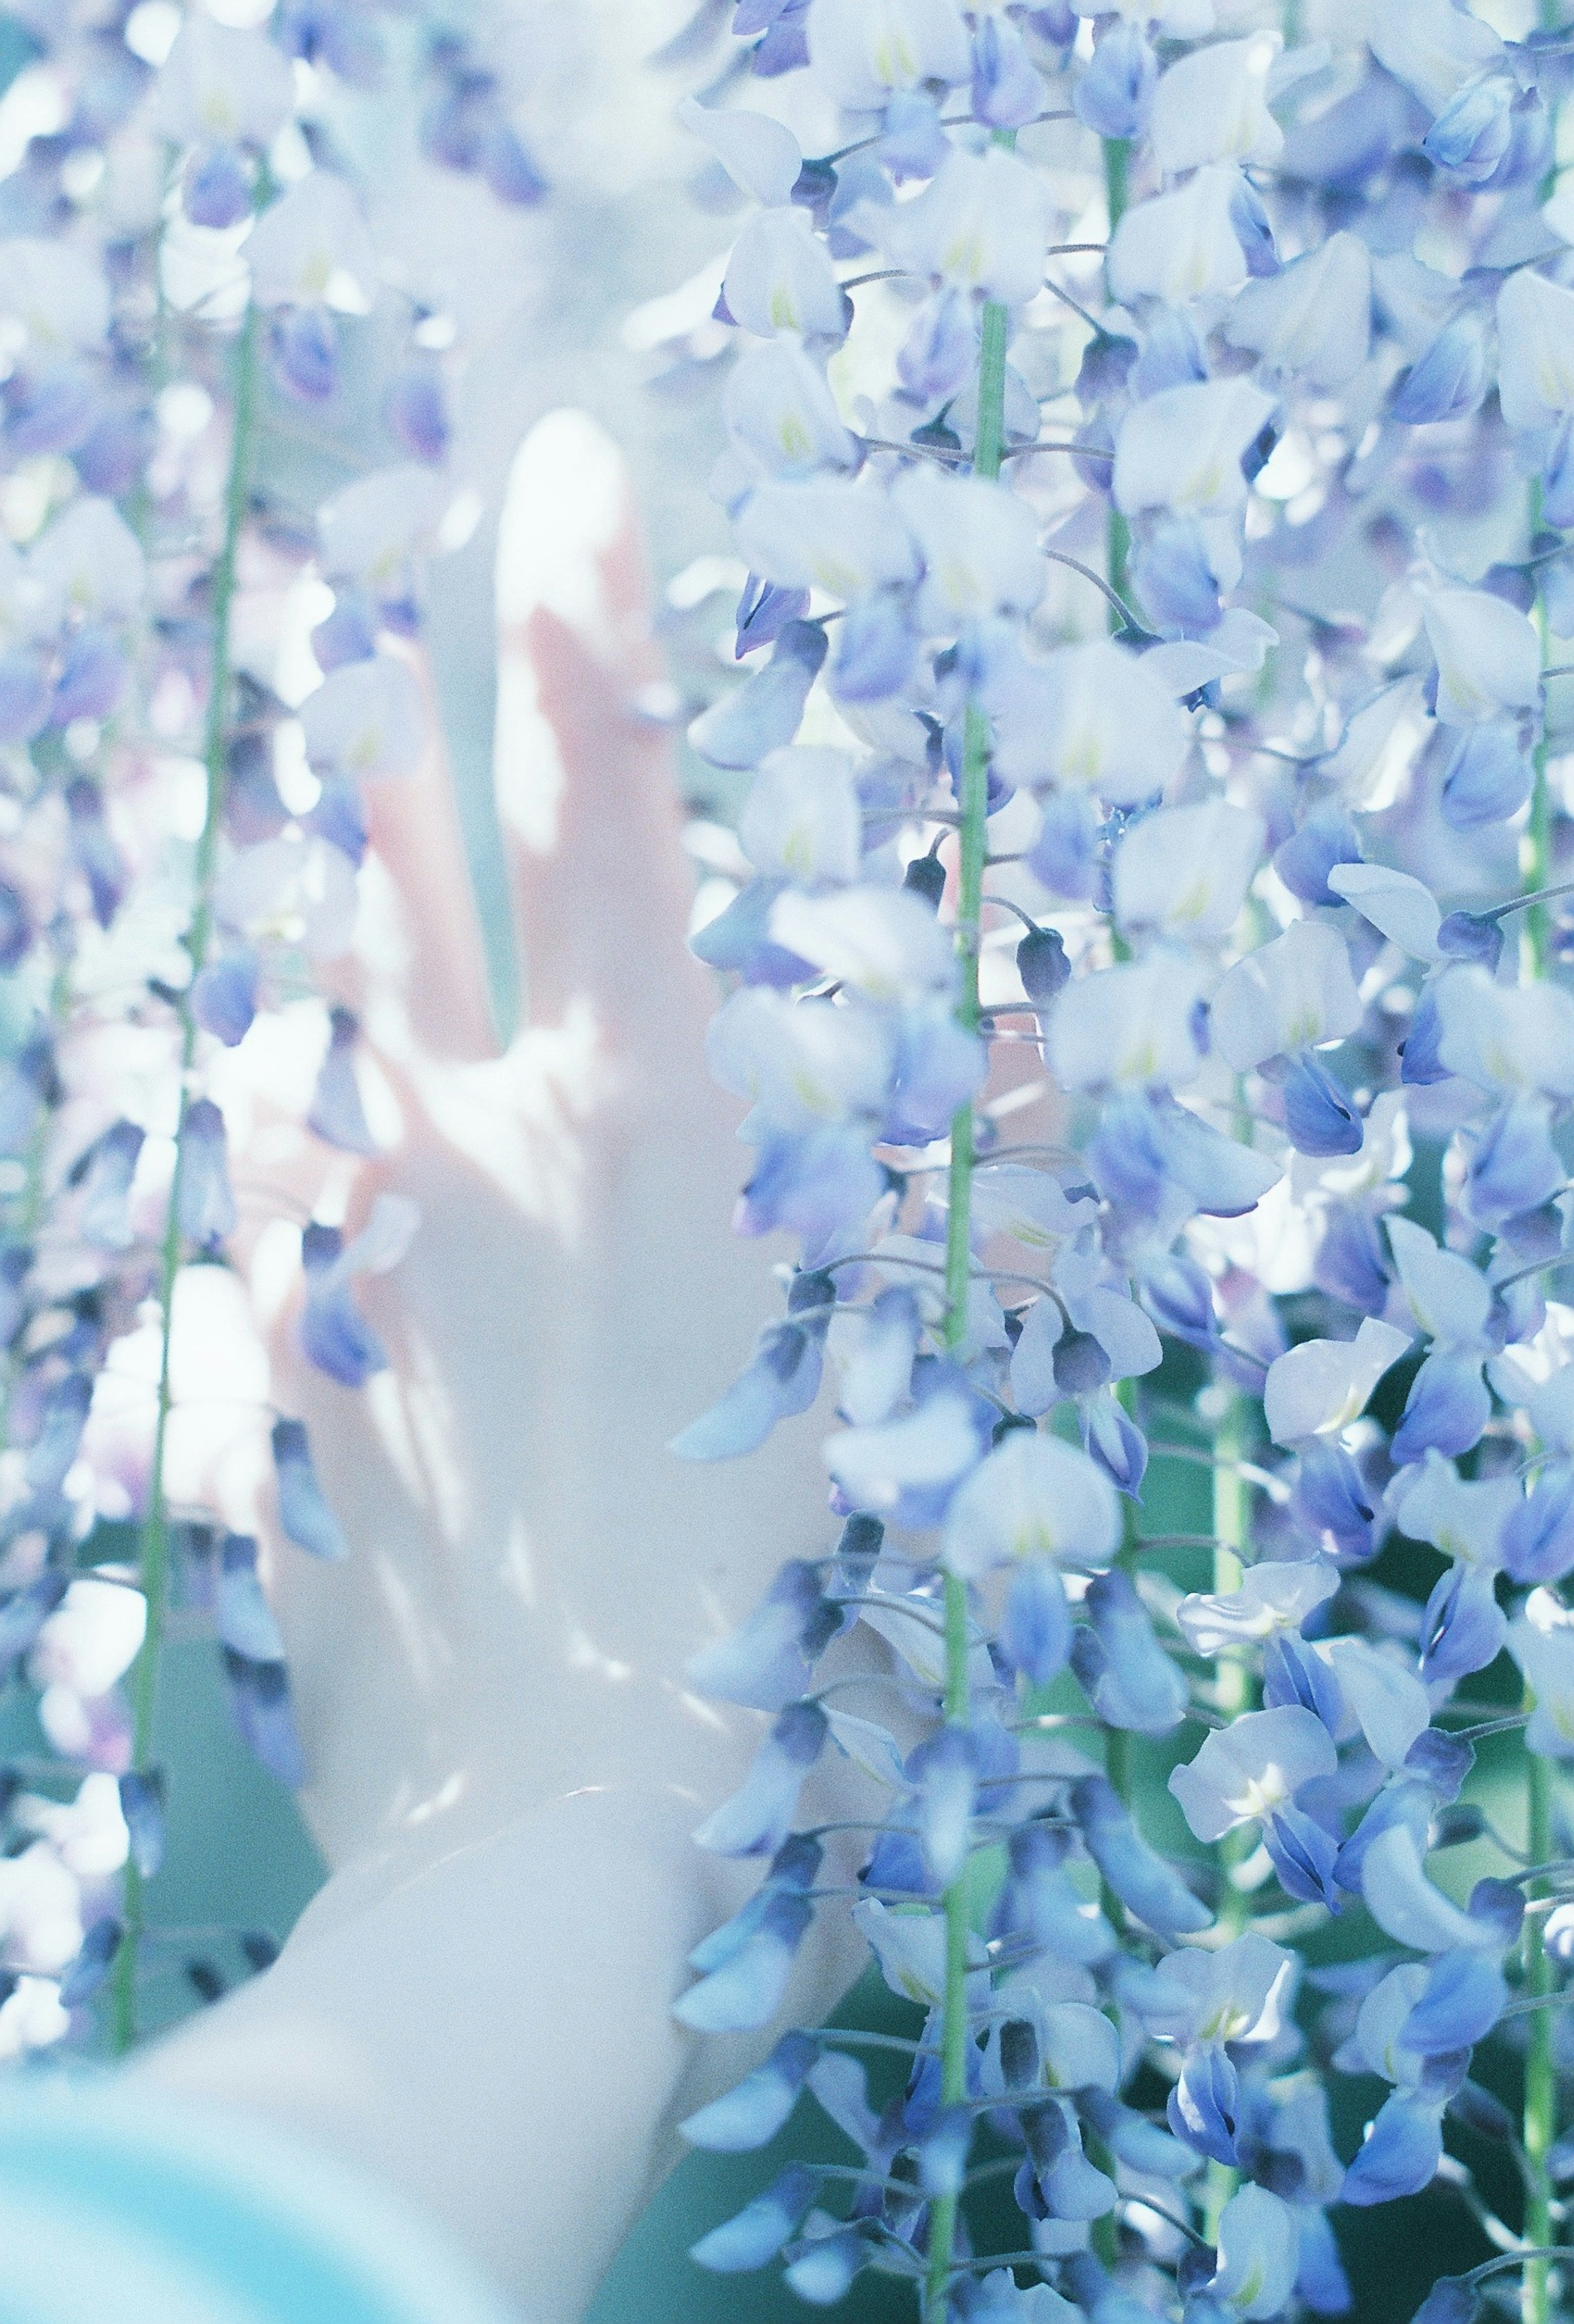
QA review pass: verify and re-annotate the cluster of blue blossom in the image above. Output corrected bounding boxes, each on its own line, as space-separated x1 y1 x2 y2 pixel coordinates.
0 4 540 2057
665 2 1574 2320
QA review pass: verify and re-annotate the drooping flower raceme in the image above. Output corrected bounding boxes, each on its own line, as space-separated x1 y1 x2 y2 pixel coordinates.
0 6 543 2060
658 4 1574 2320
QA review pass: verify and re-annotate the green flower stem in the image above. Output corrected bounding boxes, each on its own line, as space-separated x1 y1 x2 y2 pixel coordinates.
929 134 1017 2324
108 300 258 2058
1205 1393 1254 2238
1525 1748 1557 2324
1101 139 1130 632
1524 518 1560 2324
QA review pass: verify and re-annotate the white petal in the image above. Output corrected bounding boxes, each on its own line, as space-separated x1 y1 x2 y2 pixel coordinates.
806 0 971 111
892 465 1044 627
1150 34 1284 173
679 98 803 208
1113 800 1265 942
1497 267 1574 434
1435 967 1574 1098
1226 231 1372 388
1210 918 1363 1072
724 207 847 341
1263 1316 1412 1445
1048 956 1206 1092
1115 377 1279 518
1107 166 1247 308
247 172 378 313
1421 588 1540 728
943 1430 1120 1579
1326 863 1442 962
770 885 954 1002
739 747 863 885
1384 1215 1492 1348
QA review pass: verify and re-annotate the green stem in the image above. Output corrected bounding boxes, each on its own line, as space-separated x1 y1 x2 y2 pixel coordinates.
1101 139 1130 636
1523 495 1560 2324
108 301 258 2058
1526 1749 1557 2324
1205 1395 1254 2238
928 142 1016 2322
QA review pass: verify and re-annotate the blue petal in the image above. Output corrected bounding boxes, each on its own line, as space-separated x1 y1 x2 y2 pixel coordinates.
1390 316 1487 425
907 1724 978 1887
673 1890 814 2031
1391 1350 1491 1465
1081 1392 1149 1500
25 1372 92 1496
1419 1562 1506 1684
970 13 1046 129
1340 2092 1443 2205
1465 1097 1564 1227
689 2165 816 2273
308 1007 377 1154
1262 1636 1346 1741
300 1281 388 1389
384 363 449 464
119 1770 167 1878
223 1650 307 1788
1027 790 1102 902
78 1120 144 1250
1072 20 1154 140
896 288 974 403
690 878 809 987
694 1700 828 1857
66 779 126 925
1314 1202 1391 1314
1283 1051 1363 1158
1501 1463 1574 1586
783 2227 867 2306
1440 720 1533 831
830 591 916 704
1296 2209 1352 2317
191 950 259 1047
1141 1251 1219 1349
1130 313 1209 403
6 361 97 458
691 622 826 770
671 1320 824 1460
60 1914 123 2006
1401 1949 1507 2055
680 2029 818 2151
1265 1806 1343 1910
735 575 810 658
1071 1773 1212 1938
271 1418 350 1562
177 1098 237 1249
184 142 252 228
218 1533 287 1663
1401 981 1451 1086
1001 1560 1072 1686
1167 2043 1241 2167
1422 74 1514 180
1071 1567 1185 1732
1437 911 1503 971
52 624 127 725
0 1570 68 1663
270 305 339 403
1133 518 1222 635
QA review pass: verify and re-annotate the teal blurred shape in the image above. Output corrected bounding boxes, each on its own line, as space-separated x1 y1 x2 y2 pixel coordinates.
0 1631 325 2045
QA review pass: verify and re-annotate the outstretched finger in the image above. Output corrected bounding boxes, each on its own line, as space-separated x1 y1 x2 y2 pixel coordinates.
492 408 707 1045
348 650 499 1065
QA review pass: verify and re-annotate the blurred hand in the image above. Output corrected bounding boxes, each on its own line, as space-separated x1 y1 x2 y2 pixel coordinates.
132 411 867 2319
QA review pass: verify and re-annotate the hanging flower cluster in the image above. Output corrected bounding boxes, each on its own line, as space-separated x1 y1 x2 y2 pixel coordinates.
0 3 541 2061
664 3 1574 2320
